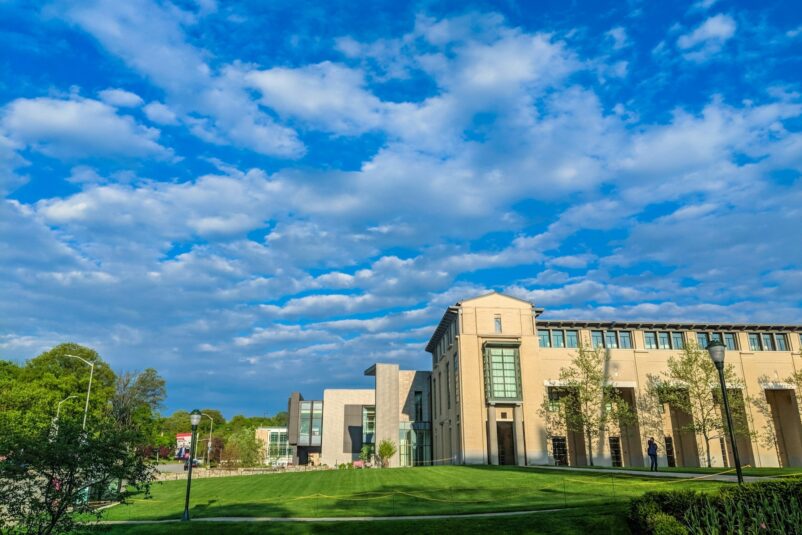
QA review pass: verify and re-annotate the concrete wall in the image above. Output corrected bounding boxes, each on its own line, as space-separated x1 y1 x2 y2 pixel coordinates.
320 389 375 467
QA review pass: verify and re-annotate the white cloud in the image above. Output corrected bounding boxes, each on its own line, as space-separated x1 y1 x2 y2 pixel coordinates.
246 62 384 134
676 14 736 62
606 27 629 50
59 0 304 157
98 88 144 107
1 96 172 159
143 101 179 125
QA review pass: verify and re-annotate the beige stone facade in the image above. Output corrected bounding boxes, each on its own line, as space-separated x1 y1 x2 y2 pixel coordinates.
319 389 375 467
426 292 802 469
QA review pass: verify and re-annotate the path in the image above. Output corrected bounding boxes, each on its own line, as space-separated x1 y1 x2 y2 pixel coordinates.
530 465 765 483
99 508 565 524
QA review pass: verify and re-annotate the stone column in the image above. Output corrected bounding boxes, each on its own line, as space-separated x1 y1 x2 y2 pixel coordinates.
514 404 526 466
488 405 498 465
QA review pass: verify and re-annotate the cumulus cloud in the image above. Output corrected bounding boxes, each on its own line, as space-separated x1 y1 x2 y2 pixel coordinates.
676 14 736 62
1 96 172 159
143 102 179 125
98 88 143 107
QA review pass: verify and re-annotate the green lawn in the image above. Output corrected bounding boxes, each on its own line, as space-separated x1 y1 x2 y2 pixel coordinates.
95 504 630 534
553 464 802 477
102 466 725 521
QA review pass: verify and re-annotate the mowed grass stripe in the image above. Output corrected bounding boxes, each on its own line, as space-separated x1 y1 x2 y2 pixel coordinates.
103 466 725 521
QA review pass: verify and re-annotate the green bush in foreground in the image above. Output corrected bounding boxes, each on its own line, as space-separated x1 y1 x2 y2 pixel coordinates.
629 478 802 534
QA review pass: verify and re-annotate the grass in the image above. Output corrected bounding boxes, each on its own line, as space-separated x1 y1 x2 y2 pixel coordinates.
94 504 630 534
102 465 726 521
555 464 802 477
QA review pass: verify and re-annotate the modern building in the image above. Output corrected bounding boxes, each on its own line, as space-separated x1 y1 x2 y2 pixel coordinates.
287 364 431 467
426 292 802 469
255 426 292 466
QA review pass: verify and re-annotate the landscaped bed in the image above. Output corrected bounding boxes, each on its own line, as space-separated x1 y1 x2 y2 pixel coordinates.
102 465 727 521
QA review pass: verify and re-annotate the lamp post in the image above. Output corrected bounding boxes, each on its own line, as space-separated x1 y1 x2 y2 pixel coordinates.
182 409 202 521
51 395 78 438
201 413 213 467
65 354 95 430
706 340 744 485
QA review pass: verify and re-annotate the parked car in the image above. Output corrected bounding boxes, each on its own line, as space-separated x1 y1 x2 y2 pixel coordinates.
183 459 201 470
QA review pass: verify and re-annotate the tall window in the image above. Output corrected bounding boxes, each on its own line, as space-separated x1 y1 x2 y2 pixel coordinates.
484 346 521 402
552 330 565 348
453 355 460 406
762 333 776 351
299 401 323 446
658 332 671 349
494 315 502 334
723 333 737 350
644 332 658 349
696 332 710 348
538 329 551 347
445 363 451 410
591 331 604 349
438 372 443 415
432 378 437 417
672 332 685 349
362 406 376 444
566 330 579 348
776 334 788 351
605 331 618 349
749 333 761 351
619 331 632 349
414 391 424 421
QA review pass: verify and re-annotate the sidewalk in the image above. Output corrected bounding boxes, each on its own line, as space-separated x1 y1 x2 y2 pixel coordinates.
99 508 566 524
530 465 765 483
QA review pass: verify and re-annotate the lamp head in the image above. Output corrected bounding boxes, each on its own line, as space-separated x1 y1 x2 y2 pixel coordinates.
706 339 726 367
190 409 202 427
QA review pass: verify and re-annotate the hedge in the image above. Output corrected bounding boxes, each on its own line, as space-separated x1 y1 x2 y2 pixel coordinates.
628 478 802 534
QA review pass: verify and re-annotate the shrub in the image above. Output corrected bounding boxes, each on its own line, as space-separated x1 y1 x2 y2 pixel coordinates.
377 439 397 468
629 478 802 534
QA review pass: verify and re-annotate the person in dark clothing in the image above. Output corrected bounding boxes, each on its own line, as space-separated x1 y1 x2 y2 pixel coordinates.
647 437 659 471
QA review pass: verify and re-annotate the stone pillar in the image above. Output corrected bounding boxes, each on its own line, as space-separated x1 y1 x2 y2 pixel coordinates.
488 405 498 465
514 404 526 466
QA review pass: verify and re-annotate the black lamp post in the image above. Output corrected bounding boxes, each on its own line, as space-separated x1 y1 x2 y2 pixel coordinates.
182 409 202 521
706 340 744 485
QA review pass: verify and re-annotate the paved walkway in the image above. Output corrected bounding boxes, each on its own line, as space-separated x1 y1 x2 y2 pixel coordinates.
99 508 565 524
530 465 765 483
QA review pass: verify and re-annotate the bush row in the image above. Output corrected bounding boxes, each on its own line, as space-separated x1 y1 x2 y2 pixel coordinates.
628 478 802 534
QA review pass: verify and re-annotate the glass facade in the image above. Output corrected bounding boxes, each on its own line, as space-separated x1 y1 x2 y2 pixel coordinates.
484 346 522 402
414 390 424 421
298 401 323 446
266 430 291 465
362 406 375 445
399 423 432 466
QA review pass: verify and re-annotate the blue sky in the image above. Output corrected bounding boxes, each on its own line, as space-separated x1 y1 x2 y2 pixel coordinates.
1 0 801 417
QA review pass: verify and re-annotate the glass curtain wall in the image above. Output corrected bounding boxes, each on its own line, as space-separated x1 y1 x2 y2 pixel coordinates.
299 401 324 446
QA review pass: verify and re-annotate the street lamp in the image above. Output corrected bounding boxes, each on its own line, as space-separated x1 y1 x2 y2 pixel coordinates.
201 413 214 466
65 354 95 430
182 409 202 521
706 340 744 484
51 395 78 438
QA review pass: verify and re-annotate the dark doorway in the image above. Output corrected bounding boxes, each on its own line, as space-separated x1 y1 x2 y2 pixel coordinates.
664 436 677 467
609 436 623 467
552 437 569 466
497 422 515 465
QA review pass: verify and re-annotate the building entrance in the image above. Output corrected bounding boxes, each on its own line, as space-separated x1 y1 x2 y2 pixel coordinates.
497 422 515 465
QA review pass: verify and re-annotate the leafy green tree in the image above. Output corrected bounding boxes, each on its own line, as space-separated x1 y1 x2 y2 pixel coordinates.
655 342 748 468
220 428 264 468
0 414 156 534
377 439 397 468
359 444 374 465
557 342 636 466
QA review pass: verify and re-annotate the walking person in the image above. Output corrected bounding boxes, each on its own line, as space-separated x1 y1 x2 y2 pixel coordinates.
647 437 659 472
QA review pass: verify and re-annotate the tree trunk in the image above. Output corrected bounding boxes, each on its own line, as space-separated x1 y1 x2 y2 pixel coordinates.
586 429 594 466
703 435 712 468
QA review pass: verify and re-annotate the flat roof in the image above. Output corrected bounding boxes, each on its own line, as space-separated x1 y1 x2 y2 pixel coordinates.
537 320 802 331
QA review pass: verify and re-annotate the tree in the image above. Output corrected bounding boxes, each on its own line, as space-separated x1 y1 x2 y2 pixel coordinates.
556 343 636 466
537 388 568 464
111 368 166 430
377 439 397 468
655 343 747 468
220 428 264 468
0 416 156 534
